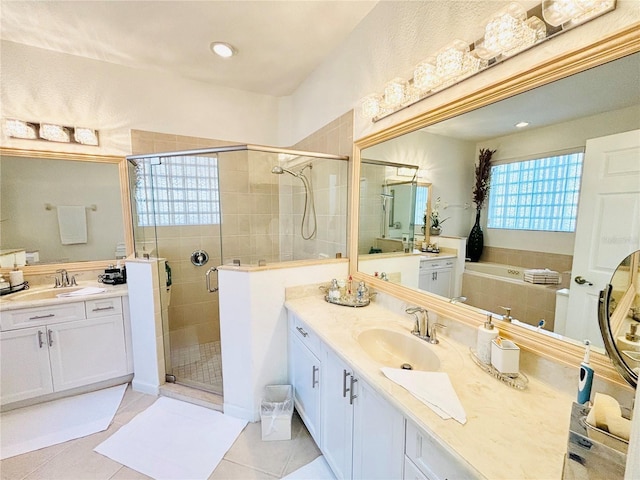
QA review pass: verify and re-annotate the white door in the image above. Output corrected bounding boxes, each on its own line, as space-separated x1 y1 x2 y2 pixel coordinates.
321 347 354 480
290 334 321 445
566 130 640 348
49 316 127 391
352 378 404 480
0 327 54 404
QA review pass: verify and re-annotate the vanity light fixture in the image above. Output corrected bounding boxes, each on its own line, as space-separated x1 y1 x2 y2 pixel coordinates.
3 119 37 139
210 42 237 58
3 118 100 146
360 0 616 122
39 123 71 143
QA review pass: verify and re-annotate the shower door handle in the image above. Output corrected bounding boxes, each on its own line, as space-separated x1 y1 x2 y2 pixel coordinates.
206 267 219 293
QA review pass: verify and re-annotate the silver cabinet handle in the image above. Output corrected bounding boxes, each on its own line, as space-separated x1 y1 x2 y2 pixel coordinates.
349 376 358 405
205 266 219 293
47 329 53 347
296 326 308 337
29 313 55 320
92 306 115 312
38 330 44 348
312 365 319 388
342 369 351 398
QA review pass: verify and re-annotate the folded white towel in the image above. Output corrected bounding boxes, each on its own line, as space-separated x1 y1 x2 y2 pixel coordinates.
381 367 467 425
56 287 106 298
57 206 87 245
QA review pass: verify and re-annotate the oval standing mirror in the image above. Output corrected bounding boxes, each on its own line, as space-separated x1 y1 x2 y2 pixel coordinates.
599 250 640 388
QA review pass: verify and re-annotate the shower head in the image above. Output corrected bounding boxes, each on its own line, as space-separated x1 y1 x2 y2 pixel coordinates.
271 165 299 177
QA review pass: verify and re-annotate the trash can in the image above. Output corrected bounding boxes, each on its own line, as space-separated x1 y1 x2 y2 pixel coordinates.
261 385 293 441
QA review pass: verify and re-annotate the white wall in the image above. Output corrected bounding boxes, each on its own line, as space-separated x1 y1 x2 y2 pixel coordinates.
364 130 477 238
0 41 281 155
285 1 640 146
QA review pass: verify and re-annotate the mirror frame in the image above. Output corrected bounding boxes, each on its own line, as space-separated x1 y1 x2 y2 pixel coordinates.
0 147 134 275
349 23 640 389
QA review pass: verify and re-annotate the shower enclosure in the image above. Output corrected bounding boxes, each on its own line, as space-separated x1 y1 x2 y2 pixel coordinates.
127 145 348 394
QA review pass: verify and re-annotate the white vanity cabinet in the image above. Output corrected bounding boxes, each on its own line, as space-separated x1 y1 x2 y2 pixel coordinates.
321 345 404 480
1 296 129 405
288 312 322 445
419 258 453 298
404 419 477 480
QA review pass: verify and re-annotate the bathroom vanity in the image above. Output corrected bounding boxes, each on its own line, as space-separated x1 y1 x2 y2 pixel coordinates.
0 284 132 408
286 293 574 480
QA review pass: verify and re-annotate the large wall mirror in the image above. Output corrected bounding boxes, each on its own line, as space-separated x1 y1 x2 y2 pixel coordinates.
0 148 133 274
351 27 640 386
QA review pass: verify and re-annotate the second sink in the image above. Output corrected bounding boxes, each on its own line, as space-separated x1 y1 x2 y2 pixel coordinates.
357 328 440 371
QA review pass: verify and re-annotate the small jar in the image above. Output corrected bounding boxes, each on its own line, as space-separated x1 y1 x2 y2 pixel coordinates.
328 279 341 303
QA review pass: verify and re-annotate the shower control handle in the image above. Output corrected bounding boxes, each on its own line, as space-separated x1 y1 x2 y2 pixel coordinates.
205 267 219 293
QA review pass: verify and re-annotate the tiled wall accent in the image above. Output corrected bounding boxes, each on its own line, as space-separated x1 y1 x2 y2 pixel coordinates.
481 246 573 275
291 111 353 158
461 272 558 330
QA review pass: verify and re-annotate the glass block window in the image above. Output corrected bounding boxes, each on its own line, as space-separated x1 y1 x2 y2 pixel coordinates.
487 151 584 232
135 155 220 226
414 185 429 226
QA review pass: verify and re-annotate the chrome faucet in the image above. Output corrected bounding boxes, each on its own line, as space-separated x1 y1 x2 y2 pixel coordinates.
500 306 513 322
405 306 429 339
450 296 467 304
54 269 76 288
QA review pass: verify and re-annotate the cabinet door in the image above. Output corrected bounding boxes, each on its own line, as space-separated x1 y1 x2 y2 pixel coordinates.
352 378 404 480
290 333 321 445
321 347 354 480
0 327 53 404
48 315 127 391
431 269 452 297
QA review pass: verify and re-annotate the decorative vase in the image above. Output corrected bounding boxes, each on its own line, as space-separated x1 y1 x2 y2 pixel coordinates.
430 226 441 236
467 209 484 262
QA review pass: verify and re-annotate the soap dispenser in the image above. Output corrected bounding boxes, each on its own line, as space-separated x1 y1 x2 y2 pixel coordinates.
477 314 499 364
327 279 341 303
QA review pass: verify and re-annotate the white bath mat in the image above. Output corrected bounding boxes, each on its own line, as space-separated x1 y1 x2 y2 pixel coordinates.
94 396 247 480
0 383 127 460
283 456 335 480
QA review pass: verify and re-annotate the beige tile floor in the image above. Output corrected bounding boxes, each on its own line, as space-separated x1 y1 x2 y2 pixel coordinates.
0 385 321 480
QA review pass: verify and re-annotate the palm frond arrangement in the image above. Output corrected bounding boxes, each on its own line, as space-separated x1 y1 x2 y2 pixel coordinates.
472 148 496 209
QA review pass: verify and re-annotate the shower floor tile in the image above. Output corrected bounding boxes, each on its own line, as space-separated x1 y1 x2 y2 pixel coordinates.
170 341 223 393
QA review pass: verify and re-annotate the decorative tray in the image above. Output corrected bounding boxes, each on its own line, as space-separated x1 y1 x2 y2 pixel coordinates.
469 347 529 390
0 281 29 297
323 295 370 308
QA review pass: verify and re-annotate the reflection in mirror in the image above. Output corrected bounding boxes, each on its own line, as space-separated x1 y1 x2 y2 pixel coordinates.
357 52 640 350
599 250 640 388
0 151 128 266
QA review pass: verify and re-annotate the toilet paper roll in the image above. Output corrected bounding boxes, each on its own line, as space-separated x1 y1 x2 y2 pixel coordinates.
9 270 23 287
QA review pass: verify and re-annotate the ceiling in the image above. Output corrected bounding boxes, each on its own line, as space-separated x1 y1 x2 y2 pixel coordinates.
424 52 640 141
0 0 378 97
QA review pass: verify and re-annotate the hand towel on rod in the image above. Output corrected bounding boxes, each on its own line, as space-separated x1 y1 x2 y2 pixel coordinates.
57 206 87 245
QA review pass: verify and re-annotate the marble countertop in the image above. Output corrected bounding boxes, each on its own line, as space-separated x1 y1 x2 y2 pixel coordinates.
0 282 128 311
285 294 574 480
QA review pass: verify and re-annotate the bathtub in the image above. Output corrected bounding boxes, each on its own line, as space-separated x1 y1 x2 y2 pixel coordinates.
464 262 525 281
462 262 560 330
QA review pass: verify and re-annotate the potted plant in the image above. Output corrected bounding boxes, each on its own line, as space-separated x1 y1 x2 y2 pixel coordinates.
467 148 495 261
427 197 449 236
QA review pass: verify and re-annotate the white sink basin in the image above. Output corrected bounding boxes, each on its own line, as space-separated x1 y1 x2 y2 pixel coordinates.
6 287 85 301
357 328 440 371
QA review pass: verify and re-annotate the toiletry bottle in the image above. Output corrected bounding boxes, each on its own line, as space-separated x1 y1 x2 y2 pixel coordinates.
477 314 499 364
356 281 369 304
577 340 594 405
9 264 24 287
328 279 341 303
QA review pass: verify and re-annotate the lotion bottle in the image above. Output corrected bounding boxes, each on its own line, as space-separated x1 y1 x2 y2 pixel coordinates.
477 314 499 364
577 340 594 405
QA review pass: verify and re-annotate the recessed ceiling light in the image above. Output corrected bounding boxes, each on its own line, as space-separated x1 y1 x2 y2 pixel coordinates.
515 121 530 128
210 42 236 58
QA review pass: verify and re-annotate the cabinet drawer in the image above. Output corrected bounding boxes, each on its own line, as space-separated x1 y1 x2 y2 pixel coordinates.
290 313 321 357
406 419 478 480
85 297 123 318
1 302 85 331
420 259 454 270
